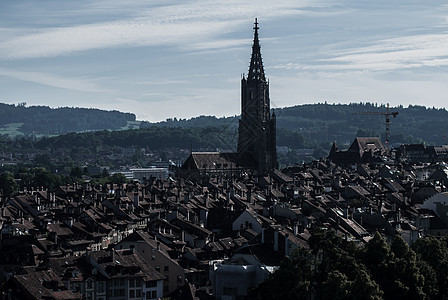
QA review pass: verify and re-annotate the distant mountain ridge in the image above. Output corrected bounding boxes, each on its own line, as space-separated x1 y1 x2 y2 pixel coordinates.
149 102 448 147
2 102 448 149
0 102 137 137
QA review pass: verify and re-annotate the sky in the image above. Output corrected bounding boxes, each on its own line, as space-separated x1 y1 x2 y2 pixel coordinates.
1 1 448 122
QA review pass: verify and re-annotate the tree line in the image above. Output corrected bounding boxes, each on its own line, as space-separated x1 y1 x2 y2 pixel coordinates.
151 103 448 147
2 102 448 148
252 229 448 300
0 102 135 135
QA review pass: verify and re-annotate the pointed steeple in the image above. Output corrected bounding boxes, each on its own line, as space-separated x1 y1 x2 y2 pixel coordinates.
248 18 266 82
238 19 277 174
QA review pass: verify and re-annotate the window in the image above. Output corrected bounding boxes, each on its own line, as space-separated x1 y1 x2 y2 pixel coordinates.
136 278 142 287
136 289 142 297
164 266 169 272
177 276 183 283
97 282 105 293
147 291 157 299
155 266 160 272
147 281 157 288
114 289 123 297
86 280 93 289
115 288 125 297
129 290 135 298
129 279 135 288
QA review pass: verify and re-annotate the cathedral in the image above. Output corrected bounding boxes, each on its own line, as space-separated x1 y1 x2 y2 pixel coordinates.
181 19 277 178
237 18 277 173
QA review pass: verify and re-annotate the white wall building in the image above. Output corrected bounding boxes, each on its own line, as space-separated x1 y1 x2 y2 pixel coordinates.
130 167 169 182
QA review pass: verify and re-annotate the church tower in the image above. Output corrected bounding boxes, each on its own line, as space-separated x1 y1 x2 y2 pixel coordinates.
237 19 277 174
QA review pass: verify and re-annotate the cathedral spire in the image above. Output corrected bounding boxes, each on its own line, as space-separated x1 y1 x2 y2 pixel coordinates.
248 18 266 81
238 19 277 174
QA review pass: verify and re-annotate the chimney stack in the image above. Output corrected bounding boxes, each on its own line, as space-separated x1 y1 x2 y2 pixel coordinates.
274 229 279 252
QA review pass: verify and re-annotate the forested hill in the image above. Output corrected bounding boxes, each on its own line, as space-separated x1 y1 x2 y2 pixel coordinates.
2 102 448 149
0 102 136 137
149 103 448 147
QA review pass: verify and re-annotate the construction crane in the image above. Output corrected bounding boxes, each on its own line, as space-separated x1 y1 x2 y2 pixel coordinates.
353 103 398 151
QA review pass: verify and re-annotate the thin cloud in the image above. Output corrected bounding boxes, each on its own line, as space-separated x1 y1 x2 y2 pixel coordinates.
273 32 448 72
0 68 107 93
0 1 312 60
137 80 190 86
0 21 232 60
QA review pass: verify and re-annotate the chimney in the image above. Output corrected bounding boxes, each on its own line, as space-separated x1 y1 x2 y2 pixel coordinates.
133 192 139 208
110 248 115 262
392 202 397 212
274 229 279 252
261 228 265 244
343 207 348 219
181 230 185 242
204 191 209 207
285 234 289 257
229 186 234 197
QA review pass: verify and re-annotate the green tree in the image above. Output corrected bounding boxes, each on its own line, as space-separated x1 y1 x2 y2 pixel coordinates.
70 166 83 178
413 236 448 298
109 172 128 184
252 229 383 300
32 167 56 189
252 247 313 300
350 269 383 300
0 171 18 197
321 270 350 299
389 235 425 299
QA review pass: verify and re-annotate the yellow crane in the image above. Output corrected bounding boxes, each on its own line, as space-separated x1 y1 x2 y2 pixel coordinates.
354 103 398 150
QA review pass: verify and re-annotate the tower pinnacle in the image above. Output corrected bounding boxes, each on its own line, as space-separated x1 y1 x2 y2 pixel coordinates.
248 18 265 82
